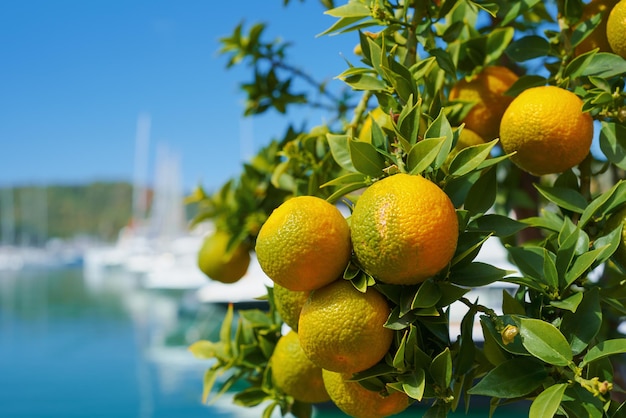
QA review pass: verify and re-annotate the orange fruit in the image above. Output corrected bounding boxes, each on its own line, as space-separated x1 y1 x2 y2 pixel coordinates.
607 0 626 57
270 330 330 404
197 230 250 283
298 279 393 374
273 284 310 331
448 65 519 140
323 369 410 418
255 196 352 291
499 85 594 175
576 0 620 55
350 173 459 285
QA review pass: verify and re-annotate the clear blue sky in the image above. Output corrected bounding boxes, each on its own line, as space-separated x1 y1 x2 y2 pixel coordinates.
0 1 357 193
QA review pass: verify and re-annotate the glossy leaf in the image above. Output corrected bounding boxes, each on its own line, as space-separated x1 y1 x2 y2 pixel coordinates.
468 214 527 237
599 121 626 170
448 138 498 177
505 35 550 62
424 109 454 169
507 245 554 287
327 134 357 172
579 179 626 227
429 348 452 389
407 138 446 175
581 53 626 78
349 140 386 177
529 383 567 418
561 289 602 355
449 261 510 287
581 339 626 367
534 184 587 214
549 292 583 313
402 368 426 401
464 166 497 214
517 317 573 366
468 358 547 398
411 279 442 309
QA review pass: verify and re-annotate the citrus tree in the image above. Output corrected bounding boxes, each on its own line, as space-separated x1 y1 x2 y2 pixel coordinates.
187 0 626 417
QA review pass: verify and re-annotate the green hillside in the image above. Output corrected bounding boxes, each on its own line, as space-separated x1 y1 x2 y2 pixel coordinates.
0 182 134 244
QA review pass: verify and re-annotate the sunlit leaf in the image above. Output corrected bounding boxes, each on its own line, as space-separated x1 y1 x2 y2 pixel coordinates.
529 383 567 418
517 317 573 366
581 339 626 367
349 140 386 177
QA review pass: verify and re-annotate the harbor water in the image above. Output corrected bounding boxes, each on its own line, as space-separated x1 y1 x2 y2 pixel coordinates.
0 265 528 417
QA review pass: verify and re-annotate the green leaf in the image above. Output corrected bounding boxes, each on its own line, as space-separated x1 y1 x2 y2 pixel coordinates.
464 166 497 214
542 248 559 291
402 368 426 401
424 109 454 169
580 339 626 367
468 213 528 237
529 383 567 418
581 52 626 78
599 121 626 170
507 245 553 286
449 261 511 287
394 97 421 148
468 358 547 398
341 73 387 91
505 35 550 62
555 225 589 286
189 340 219 359
325 181 369 204
233 387 269 407
411 279 442 309
579 179 626 227
349 140 386 177
220 303 235 354
436 282 470 307
505 75 548 97
564 246 608 286
202 368 221 403
502 290 526 316
561 385 604 418
429 348 452 389
393 331 408 369
593 225 622 265
327 134 357 172
561 288 602 356
448 138 499 177
564 49 598 79
407 138 445 175
517 317 573 366
321 172 369 188
550 292 583 313
534 184 588 214
484 27 515 65
324 2 370 18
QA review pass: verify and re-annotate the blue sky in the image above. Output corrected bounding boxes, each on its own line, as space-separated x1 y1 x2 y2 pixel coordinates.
0 1 357 193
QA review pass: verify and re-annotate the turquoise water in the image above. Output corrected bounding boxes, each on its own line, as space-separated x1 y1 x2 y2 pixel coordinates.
0 266 528 417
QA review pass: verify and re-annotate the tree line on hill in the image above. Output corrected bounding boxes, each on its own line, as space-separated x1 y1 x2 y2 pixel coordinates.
0 182 134 245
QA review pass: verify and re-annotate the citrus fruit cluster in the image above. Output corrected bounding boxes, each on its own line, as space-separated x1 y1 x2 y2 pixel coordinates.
256 173 459 417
